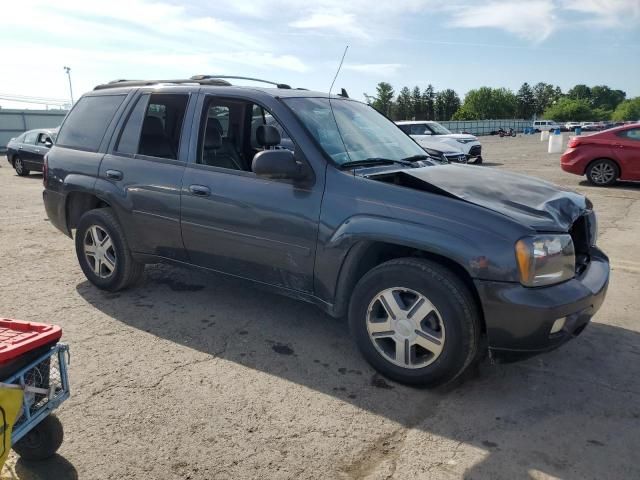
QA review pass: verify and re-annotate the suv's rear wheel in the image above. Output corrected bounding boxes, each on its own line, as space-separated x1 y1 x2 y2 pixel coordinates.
348 258 481 387
13 156 30 176
75 208 144 291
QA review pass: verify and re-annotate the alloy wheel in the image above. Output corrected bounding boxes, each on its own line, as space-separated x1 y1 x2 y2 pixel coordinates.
83 225 117 279
14 158 23 174
366 287 446 369
590 162 615 185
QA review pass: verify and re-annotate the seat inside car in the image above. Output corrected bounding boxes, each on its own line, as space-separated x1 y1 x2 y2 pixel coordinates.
256 124 281 149
202 119 243 170
139 116 176 159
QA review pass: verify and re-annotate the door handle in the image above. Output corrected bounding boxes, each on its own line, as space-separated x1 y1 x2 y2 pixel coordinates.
105 169 123 180
189 184 211 197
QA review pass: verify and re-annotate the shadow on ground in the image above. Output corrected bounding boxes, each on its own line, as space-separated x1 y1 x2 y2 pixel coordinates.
76 264 640 479
13 455 77 480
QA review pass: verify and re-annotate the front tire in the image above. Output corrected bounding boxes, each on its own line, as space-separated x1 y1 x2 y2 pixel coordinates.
75 208 144 291
13 156 30 176
348 258 481 387
586 159 618 186
473 156 483 164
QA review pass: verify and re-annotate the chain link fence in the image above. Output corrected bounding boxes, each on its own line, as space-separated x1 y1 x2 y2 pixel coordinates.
438 119 533 136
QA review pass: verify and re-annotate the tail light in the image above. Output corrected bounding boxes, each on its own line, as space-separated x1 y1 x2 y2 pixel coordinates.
567 137 580 148
43 153 48 186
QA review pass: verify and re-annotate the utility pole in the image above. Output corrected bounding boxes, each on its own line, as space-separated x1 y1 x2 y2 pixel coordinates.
63 66 74 105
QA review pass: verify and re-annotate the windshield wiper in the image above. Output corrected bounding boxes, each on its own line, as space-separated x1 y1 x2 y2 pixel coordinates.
401 154 431 162
339 157 416 170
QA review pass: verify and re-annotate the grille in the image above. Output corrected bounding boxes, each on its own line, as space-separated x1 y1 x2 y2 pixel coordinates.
445 154 467 163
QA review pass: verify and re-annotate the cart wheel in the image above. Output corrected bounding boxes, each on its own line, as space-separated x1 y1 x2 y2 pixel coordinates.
13 414 63 461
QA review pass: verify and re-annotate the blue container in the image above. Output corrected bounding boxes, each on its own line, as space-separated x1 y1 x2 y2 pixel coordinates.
575 127 582 135
554 128 561 135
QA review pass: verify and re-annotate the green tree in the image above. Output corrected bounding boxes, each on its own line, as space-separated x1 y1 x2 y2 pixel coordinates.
451 105 479 120
543 98 595 122
395 86 412 120
567 84 592 101
516 82 536 119
422 85 435 120
435 89 461 121
611 97 640 121
533 82 560 115
411 86 424 119
457 87 517 119
590 85 626 111
365 82 395 117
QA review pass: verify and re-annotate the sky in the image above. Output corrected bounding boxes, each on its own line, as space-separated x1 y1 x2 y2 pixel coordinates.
1 0 639 109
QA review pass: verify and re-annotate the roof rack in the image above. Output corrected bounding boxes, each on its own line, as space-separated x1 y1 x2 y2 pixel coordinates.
93 78 232 90
93 75 293 91
190 75 291 89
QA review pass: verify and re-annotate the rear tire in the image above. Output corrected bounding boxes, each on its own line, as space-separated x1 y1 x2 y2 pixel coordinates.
586 159 618 186
13 156 30 176
13 414 63 461
75 208 144 291
348 258 481 387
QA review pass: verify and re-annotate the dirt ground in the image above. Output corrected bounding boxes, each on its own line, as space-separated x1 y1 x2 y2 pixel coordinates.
0 134 639 480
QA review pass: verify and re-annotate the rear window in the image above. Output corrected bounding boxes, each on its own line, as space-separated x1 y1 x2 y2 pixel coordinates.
57 95 126 152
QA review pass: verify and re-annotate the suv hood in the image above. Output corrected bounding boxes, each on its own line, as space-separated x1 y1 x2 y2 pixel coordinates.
438 133 477 141
415 138 464 154
370 164 587 231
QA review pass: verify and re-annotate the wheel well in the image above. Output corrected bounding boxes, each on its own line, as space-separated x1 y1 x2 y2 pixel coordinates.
585 157 620 176
333 241 485 332
66 192 110 231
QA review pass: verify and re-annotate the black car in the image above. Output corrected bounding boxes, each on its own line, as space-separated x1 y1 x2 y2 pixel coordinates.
43 76 609 387
6 128 57 176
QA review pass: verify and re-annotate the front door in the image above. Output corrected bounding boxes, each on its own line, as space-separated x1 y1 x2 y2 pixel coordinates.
97 90 194 261
180 95 323 292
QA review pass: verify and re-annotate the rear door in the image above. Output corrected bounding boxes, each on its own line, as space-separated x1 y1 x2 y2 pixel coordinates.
97 89 194 261
180 93 323 292
612 127 640 179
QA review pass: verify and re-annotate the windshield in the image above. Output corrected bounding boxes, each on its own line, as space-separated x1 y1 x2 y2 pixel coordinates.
427 122 452 135
284 97 426 165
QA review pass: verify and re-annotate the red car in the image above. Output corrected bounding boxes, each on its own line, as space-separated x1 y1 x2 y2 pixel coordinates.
561 123 640 186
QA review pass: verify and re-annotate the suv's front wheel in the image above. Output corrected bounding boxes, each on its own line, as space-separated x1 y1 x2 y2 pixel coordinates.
349 258 481 387
75 208 144 291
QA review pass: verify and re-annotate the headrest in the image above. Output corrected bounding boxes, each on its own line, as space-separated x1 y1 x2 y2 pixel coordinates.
256 124 281 147
141 116 164 136
204 120 222 149
208 117 223 133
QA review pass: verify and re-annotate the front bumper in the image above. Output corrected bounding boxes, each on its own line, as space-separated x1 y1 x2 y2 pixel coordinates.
474 247 609 360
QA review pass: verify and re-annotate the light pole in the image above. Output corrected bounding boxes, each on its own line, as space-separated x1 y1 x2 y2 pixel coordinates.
63 66 74 105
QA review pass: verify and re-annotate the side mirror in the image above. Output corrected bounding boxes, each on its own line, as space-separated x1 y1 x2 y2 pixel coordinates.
44 139 53 148
252 149 305 180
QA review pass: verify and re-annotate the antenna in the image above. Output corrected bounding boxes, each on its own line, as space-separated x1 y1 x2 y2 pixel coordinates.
329 45 349 95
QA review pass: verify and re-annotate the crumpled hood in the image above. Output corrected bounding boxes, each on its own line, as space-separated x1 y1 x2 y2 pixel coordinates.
415 138 464 154
398 164 587 231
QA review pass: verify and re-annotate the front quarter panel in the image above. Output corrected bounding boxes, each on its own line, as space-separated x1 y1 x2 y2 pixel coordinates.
314 166 530 304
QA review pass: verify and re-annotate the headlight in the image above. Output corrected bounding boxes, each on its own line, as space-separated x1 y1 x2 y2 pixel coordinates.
515 235 575 287
456 138 475 144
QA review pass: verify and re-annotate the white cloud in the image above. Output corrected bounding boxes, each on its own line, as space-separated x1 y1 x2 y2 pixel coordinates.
449 0 556 42
343 63 404 75
290 13 370 40
561 0 640 27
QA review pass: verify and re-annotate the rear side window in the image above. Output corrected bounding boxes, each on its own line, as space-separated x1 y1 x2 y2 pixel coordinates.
23 131 38 144
115 93 188 160
57 95 125 152
619 128 640 141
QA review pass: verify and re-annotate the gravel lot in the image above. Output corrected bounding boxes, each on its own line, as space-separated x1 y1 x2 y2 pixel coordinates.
1 134 639 480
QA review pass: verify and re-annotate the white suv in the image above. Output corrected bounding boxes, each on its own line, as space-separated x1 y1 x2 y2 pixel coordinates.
396 121 482 164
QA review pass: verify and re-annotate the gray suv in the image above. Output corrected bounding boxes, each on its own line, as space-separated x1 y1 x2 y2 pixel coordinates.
43 76 609 386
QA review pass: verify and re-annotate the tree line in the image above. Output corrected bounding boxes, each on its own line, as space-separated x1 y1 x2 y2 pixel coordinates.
365 82 639 122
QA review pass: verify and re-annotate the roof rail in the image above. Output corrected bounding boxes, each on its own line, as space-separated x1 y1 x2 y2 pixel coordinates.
93 78 232 90
191 75 292 89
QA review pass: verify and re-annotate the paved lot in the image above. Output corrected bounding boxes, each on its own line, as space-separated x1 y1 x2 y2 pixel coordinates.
1 135 639 480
